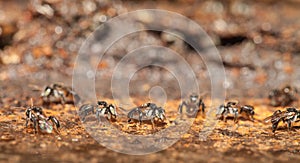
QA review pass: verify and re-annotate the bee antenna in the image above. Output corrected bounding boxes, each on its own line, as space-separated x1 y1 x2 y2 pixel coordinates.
30 98 33 107
28 84 42 91
228 99 239 105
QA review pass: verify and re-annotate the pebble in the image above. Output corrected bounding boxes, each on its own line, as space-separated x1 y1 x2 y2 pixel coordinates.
72 138 78 142
0 53 20 65
1 135 15 141
40 143 47 148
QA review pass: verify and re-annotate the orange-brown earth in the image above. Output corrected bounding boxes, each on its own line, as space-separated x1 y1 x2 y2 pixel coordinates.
1 97 300 162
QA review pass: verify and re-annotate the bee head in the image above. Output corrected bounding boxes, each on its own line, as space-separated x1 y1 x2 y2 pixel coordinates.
190 94 199 103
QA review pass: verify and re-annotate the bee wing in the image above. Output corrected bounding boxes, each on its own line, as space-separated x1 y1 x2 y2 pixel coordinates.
109 105 117 115
127 108 138 118
116 106 127 112
28 84 42 91
263 116 273 123
264 111 286 123
158 108 166 119
146 109 153 117
216 105 225 115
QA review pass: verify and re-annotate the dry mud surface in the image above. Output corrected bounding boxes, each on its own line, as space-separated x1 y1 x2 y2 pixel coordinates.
1 97 300 163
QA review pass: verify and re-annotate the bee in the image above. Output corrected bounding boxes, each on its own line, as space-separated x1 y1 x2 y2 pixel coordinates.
178 94 205 117
216 101 239 123
78 101 117 123
25 105 60 134
41 83 80 104
264 107 300 133
127 103 166 129
239 105 255 121
95 101 117 123
78 104 95 122
216 101 255 123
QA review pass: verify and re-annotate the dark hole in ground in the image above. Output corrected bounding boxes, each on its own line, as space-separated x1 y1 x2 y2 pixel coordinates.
0 24 17 50
0 34 13 50
219 35 248 46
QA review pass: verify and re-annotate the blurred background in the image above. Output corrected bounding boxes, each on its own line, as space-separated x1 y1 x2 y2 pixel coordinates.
1 1 300 162
1 0 300 103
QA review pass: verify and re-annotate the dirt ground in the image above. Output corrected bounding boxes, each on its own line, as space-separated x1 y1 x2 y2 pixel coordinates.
1 0 300 162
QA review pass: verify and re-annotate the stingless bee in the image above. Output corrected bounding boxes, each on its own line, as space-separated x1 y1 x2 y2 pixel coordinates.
41 83 80 104
264 107 300 133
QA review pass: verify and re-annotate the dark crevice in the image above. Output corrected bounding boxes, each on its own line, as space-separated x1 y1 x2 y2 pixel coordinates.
0 24 17 50
0 34 14 50
222 61 256 70
219 35 248 46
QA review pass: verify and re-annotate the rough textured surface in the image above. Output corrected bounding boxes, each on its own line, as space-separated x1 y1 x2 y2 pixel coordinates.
1 96 300 162
1 0 300 162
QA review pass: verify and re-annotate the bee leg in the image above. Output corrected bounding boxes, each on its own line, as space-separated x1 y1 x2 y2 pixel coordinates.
201 101 205 113
178 102 183 114
33 119 38 134
151 118 155 130
25 118 29 127
287 121 292 132
73 94 81 105
42 96 50 105
272 121 280 133
138 114 143 129
60 96 66 105
97 115 101 124
139 112 143 125
178 101 186 114
82 115 86 123
107 114 111 121
126 118 132 130
80 111 86 122
250 115 254 122
138 121 142 129
95 111 100 124
164 116 170 125
48 116 60 134
56 91 66 104
223 114 227 123
234 114 238 124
